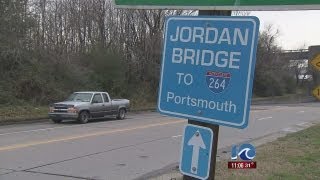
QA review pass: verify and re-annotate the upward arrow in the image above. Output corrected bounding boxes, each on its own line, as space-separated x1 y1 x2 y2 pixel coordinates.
188 130 206 174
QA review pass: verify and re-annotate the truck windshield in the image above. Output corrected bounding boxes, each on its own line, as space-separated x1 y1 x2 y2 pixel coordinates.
66 93 93 102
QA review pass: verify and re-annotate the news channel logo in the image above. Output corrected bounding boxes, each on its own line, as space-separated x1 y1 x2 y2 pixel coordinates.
231 143 256 161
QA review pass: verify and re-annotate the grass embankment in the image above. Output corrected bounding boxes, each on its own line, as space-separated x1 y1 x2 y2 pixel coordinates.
0 106 48 122
252 93 312 104
215 124 320 180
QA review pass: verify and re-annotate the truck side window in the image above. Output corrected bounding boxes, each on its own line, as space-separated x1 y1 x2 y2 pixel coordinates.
103 93 109 103
92 94 103 103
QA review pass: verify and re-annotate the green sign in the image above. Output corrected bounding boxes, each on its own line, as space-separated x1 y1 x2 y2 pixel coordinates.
114 0 320 10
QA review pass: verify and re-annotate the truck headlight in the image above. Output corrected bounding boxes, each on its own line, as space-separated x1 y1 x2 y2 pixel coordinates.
67 107 78 113
49 107 54 113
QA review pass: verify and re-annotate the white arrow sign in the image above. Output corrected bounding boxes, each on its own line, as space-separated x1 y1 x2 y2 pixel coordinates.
188 130 206 174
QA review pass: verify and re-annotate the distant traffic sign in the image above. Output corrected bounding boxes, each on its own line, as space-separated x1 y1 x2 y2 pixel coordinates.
158 16 260 129
180 124 213 180
114 0 320 10
312 86 320 100
310 54 320 71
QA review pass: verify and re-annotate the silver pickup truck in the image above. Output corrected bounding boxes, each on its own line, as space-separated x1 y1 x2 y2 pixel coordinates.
48 91 130 123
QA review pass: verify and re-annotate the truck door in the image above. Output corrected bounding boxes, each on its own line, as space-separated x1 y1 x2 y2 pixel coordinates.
90 93 105 117
102 93 113 115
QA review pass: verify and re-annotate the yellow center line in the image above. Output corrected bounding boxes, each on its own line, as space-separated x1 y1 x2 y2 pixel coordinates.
0 120 185 152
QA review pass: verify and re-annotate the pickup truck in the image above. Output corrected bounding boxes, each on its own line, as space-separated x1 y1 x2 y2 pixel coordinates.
48 91 130 123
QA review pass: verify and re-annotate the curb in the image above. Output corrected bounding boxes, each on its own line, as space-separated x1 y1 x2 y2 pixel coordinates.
0 117 49 126
130 108 157 112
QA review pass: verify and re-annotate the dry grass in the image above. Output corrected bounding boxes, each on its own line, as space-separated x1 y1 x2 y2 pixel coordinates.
0 106 48 122
216 124 320 180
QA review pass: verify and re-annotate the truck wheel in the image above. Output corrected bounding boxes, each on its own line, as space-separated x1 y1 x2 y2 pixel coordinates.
78 111 90 124
117 108 126 120
51 119 62 123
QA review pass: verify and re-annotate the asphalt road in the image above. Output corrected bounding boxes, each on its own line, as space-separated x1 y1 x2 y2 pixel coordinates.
0 103 319 180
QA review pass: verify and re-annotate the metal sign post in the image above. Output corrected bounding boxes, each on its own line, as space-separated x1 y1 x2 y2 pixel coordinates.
182 8 231 180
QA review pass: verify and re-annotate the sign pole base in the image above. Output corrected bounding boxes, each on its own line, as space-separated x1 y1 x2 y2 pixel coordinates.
183 9 231 180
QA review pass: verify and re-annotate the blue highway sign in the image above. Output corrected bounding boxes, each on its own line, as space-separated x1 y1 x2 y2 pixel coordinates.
158 16 260 129
180 124 213 179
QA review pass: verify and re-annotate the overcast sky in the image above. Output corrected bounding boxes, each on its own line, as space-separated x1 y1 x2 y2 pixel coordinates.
250 10 320 50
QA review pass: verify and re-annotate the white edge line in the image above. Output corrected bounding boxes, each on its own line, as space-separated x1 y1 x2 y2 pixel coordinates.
172 135 183 138
282 128 297 132
158 16 258 128
297 122 309 127
257 117 273 121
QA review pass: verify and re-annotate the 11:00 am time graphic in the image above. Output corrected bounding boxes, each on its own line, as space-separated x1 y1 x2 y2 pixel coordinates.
228 161 257 169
